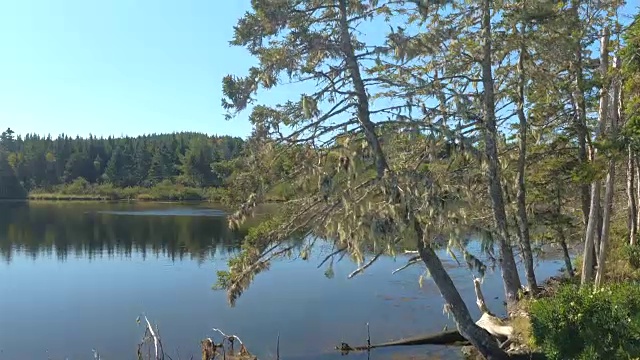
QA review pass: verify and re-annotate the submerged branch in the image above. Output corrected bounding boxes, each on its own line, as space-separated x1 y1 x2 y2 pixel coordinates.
392 255 421 274
337 278 514 353
318 246 348 268
144 316 161 360
212 328 245 346
348 252 383 278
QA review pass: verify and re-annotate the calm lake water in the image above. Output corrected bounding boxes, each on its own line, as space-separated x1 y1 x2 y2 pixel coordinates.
0 201 566 360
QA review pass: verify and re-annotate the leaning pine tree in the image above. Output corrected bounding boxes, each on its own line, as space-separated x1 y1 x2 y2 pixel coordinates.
217 0 511 359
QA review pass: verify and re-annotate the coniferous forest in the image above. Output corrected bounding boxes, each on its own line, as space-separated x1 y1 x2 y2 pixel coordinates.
0 127 245 200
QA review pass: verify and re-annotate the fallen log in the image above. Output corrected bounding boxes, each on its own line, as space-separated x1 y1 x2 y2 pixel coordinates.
336 330 469 352
336 277 515 353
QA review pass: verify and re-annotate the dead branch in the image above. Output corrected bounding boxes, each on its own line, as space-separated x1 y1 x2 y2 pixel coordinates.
336 329 469 352
317 246 347 268
337 277 514 353
135 317 256 360
144 316 161 360
212 328 245 347
202 328 257 360
473 277 490 315
391 255 421 274
348 252 382 278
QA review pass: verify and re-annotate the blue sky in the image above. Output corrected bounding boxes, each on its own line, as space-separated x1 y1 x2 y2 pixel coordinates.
0 0 266 139
0 1 636 140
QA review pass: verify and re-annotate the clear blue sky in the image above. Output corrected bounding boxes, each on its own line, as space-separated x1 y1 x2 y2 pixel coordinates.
0 1 636 140
0 0 267 139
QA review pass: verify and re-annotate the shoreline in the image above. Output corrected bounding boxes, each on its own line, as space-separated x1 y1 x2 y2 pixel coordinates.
0 196 287 204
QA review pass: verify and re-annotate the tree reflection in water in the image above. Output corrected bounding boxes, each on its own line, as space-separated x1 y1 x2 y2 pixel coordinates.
0 201 255 264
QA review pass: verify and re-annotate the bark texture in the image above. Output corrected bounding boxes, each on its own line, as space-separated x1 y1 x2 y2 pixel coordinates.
581 27 610 286
480 0 522 304
628 145 637 246
595 54 620 288
570 0 591 227
416 233 509 360
515 23 537 293
336 0 387 179
337 3 505 356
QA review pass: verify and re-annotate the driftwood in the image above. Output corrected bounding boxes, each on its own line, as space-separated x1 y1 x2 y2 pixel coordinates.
135 316 256 360
337 330 469 352
201 328 257 360
137 316 165 360
336 277 514 353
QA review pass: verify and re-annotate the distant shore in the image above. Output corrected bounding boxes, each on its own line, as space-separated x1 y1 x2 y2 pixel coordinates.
0 191 287 203
5 179 290 204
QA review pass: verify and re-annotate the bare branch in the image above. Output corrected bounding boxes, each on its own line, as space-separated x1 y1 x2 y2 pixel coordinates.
392 255 421 274
317 246 348 268
144 316 161 360
348 252 383 278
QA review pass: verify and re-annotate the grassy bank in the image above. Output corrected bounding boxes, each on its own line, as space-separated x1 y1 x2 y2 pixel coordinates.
28 180 229 202
24 178 291 203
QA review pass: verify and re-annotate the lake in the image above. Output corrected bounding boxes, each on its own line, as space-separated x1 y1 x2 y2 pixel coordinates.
0 201 566 360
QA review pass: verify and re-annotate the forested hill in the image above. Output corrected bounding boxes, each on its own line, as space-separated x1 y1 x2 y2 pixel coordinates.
0 128 245 199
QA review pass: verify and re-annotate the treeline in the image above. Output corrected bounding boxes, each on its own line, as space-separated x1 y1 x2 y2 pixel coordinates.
0 202 245 263
0 128 244 199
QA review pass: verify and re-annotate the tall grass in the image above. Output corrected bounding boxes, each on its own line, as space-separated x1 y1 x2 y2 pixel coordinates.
27 177 293 203
28 178 229 202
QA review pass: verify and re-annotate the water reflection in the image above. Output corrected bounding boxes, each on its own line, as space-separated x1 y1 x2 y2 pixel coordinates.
0 201 247 263
0 201 566 360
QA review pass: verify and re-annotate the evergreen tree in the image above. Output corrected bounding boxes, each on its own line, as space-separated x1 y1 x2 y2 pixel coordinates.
133 140 152 186
179 138 216 187
0 150 25 198
64 151 93 183
0 128 15 152
0 129 244 193
147 144 174 184
104 146 134 187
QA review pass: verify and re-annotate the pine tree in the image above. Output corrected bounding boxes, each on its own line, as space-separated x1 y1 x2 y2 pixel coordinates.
218 1 509 358
133 140 152 186
104 146 135 187
147 144 174 185
0 149 25 198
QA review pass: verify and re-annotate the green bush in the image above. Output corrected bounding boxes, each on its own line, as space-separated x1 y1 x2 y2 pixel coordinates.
63 177 90 195
625 244 640 269
530 283 640 360
27 179 232 202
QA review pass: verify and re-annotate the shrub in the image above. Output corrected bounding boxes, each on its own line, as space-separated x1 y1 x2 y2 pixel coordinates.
530 283 640 360
625 244 640 269
64 177 90 194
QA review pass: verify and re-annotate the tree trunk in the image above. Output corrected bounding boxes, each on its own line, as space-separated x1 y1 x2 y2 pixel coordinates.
581 27 610 287
555 187 573 277
416 225 509 360
636 158 640 234
336 3 505 357
595 54 621 288
480 0 522 305
582 183 602 285
570 0 590 227
560 234 574 277
628 145 637 246
595 161 615 288
515 23 537 294
336 0 387 179
595 201 602 264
